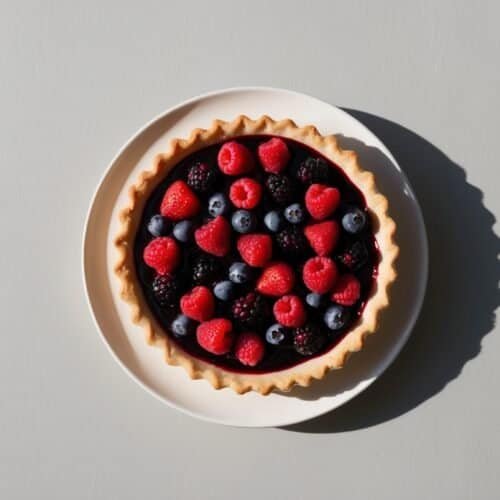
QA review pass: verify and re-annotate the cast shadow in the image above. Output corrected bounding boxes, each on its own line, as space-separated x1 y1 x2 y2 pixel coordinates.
284 110 499 433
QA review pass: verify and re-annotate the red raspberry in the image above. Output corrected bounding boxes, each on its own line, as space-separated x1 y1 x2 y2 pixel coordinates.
305 183 340 220
237 234 273 267
235 332 265 367
303 256 338 293
331 274 361 306
194 216 231 257
273 295 307 328
229 178 262 209
180 286 215 322
160 180 200 220
143 237 180 275
256 262 295 296
257 137 290 174
196 318 234 355
217 141 254 175
304 220 340 256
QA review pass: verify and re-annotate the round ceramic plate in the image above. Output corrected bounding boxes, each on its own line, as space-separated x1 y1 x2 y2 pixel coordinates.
82 87 428 427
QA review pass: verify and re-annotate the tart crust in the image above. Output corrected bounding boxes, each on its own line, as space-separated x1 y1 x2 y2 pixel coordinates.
114 115 399 395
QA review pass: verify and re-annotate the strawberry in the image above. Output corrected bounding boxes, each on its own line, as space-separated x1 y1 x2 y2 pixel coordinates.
143 237 180 274
194 216 231 257
331 274 361 306
237 234 273 267
217 141 254 175
235 332 265 366
302 256 338 294
196 318 234 355
305 183 340 220
273 295 307 328
304 220 340 256
256 262 295 296
257 137 290 174
180 286 215 322
229 177 262 209
160 180 200 220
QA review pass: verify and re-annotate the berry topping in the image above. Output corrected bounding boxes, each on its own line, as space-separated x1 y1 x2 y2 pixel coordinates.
324 305 350 331
237 234 273 267
305 292 325 309
304 220 340 256
213 280 236 301
265 174 294 206
229 177 262 209
235 332 265 367
187 161 217 193
232 292 270 328
337 240 369 271
152 274 180 308
293 324 326 356
273 295 307 328
305 183 340 220
331 274 361 306
264 210 284 233
265 323 289 346
342 207 367 234
284 203 305 224
194 216 231 257
296 157 330 185
231 209 256 234
196 318 234 355
276 226 308 256
160 180 200 220
303 256 338 294
256 262 295 296
172 220 194 243
147 215 171 237
192 253 220 285
257 137 290 174
217 141 254 175
180 286 215 322
171 314 196 337
228 261 252 284
208 193 229 217
143 237 181 275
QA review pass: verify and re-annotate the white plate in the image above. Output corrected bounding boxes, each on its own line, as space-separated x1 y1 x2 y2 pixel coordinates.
82 87 428 427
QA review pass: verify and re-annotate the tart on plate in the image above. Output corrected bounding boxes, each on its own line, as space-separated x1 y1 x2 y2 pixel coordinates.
114 116 398 394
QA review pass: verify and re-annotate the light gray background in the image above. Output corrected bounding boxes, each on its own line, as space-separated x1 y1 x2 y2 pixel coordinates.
1 1 499 499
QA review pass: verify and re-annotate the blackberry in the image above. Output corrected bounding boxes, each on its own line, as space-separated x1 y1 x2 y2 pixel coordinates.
296 157 331 185
293 324 326 356
265 174 294 205
276 226 308 255
187 162 217 193
337 240 369 271
152 274 180 308
192 254 220 285
231 292 269 328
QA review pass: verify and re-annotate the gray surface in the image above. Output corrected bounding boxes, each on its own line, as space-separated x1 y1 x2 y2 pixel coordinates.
1 1 499 498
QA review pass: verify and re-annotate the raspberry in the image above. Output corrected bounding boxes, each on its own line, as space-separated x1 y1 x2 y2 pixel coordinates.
296 157 331 185
187 162 217 193
337 240 369 271
305 183 340 220
265 174 294 206
235 332 265 367
304 220 340 256
194 216 231 257
217 141 254 175
331 274 361 306
293 324 326 356
151 274 180 308
232 292 270 328
303 256 338 294
257 137 290 174
160 180 200 220
237 234 273 267
143 237 180 275
229 178 262 209
192 253 220 285
276 226 308 256
180 286 215 322
256 262 295 297
196 318 234 355
273 295 307 328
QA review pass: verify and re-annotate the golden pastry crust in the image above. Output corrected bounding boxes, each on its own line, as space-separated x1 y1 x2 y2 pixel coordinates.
114 115 399 395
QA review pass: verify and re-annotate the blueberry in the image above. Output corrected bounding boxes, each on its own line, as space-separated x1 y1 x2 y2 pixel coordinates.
266 324 288 345
147 215 170 237
229 262 252 284
342 207 366 234
306 293 324 309
213 280 236 301
208 193 229 217
171 314 196 337
284 203 305 224
173 220 194 242
264 210 284 232
324 305 350 330
231 210 256 234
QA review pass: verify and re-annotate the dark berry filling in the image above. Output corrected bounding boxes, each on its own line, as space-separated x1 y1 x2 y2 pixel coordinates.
134 135 379 373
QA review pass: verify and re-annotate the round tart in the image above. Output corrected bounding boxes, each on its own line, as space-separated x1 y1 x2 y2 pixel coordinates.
114 116 398 394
